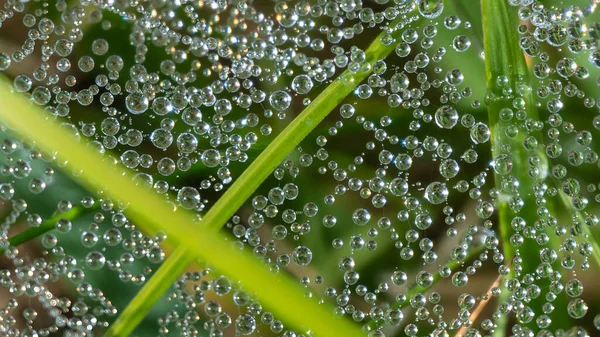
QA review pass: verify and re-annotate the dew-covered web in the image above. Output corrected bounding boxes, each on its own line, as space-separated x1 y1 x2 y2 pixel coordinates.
0 0 600 337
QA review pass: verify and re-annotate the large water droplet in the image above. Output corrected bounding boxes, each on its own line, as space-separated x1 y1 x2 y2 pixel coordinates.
425 182 449 204
435 105 459 129
416 0 444 19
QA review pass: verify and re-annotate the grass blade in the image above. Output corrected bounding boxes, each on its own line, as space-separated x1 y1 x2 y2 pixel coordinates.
105 247 191 336
482 3 545 336
483 0 538 288
482 1 569 335
0 81 365 337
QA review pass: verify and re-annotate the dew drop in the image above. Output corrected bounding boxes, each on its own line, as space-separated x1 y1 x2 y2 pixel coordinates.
567 298 588 319
291 75 313 94
425 182 449 204
435 105 459 129
292 246 313 266
452 35 471 52
126 91 149 114
417 0 444 19
269 90 291 111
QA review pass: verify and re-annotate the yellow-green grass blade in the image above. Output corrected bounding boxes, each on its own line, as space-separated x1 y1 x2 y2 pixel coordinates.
0 81 365 337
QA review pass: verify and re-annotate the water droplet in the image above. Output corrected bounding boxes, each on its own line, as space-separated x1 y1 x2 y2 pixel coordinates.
292 246 313 266
452 35 471 52
269 90 291 111
567 298 588 319
435 105 459 129
235 314 256 335
417 0 444 19
425 182 449 204
291 75 313 94
177 187 200 210
126 91 149 114
470 123 491 144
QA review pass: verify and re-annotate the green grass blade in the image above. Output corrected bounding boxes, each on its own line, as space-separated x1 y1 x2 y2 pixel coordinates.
0 205 97 254
482 1 568 335
482 3 543 336
178 12 417 236
482 0 535 286
0 82 365 337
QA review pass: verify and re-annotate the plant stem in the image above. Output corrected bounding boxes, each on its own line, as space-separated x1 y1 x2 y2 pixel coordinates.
454 270 506 337
0 205 97 254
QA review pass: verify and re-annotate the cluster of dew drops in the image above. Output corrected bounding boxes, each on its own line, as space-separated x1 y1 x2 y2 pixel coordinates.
0 0 600 336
